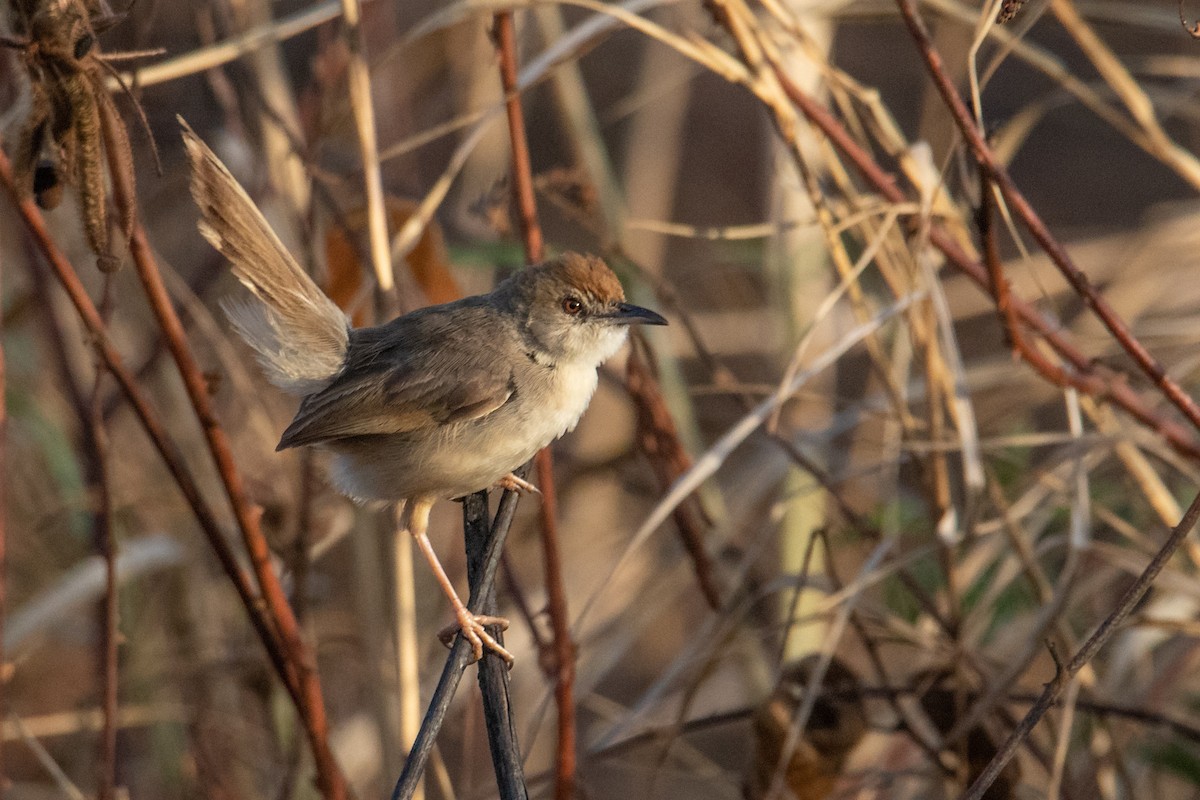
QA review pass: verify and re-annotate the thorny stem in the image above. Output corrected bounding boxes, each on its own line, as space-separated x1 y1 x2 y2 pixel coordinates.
625 340 722 610
493 11 576 799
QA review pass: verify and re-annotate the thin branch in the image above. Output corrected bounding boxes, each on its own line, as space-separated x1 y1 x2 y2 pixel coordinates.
959 489 1200 800
495 11 546 265
338 0 394 293
87 277 119 800
533 447 575 800
593 682 1200 760
8 712 85 800
0 213 6 800
109 0 343 88
817 531 950 775
626 339 721 610
466 492 529 800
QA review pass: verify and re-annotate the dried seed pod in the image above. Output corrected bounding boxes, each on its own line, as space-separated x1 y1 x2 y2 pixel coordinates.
1 0 151 271
63 68 111 264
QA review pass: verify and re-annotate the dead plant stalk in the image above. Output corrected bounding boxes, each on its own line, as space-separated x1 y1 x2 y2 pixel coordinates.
0 151 347 800
122 212 346 800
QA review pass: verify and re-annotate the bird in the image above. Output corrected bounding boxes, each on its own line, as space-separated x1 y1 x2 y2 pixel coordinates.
747 656 868 800
181 122 667 664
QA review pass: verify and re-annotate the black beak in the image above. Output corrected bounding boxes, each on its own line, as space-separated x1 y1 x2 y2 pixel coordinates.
609 301 668 326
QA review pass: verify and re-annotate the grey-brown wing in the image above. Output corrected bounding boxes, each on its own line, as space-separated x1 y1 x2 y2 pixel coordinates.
277 302 516 449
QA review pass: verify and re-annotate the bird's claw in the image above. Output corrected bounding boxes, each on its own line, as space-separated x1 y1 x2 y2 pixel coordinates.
494 473 540 495
438 613 513 667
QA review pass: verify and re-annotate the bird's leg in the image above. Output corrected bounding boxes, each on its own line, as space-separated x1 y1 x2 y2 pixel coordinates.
493 472 540 495
401 498 514 666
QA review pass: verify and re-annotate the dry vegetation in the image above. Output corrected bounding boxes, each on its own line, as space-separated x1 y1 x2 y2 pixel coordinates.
3 1 1200 799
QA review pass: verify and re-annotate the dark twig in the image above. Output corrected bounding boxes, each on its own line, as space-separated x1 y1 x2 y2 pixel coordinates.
466 493 530 800
816 530 952 775
895 0 1200 439
592 683 1200 759
391 486 527 800
493 11 575 799
959 490 1200 800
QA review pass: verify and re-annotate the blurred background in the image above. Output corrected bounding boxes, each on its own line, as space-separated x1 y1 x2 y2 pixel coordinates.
4 0 1200 798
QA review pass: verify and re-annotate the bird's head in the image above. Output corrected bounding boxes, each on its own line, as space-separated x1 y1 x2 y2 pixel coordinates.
499 253 667 365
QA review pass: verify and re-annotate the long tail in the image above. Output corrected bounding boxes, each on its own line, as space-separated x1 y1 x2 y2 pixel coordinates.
181 118 348 395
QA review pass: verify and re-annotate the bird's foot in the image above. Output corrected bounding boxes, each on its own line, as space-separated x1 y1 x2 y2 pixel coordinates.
438 612 513 666
494 473 540 495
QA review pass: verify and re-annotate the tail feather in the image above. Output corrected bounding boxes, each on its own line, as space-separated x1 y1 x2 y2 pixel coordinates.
181 118 348 395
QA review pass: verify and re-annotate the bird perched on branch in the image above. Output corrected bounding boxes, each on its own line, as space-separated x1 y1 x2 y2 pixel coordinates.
181 121 667 664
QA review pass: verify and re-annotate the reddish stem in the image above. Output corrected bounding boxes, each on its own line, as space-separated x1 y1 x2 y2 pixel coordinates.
89 277 119 800
534 448 577 795
103 80 344 795
123 223 345 800
771 68 1200 462
0 151 324 788
493 11 576 799
495 13 544 264
979 182 1098 395
625 343 721 610
0 206 7 800
894 0 1200 438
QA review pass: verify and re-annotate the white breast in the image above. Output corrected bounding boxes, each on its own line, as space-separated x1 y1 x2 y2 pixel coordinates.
532 361 599 447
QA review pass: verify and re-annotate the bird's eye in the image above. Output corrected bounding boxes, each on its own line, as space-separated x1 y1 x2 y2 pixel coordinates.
562 296 583 315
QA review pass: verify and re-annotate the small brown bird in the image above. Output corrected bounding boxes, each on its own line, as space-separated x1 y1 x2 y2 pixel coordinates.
747 656 868 800
182 123 667 664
